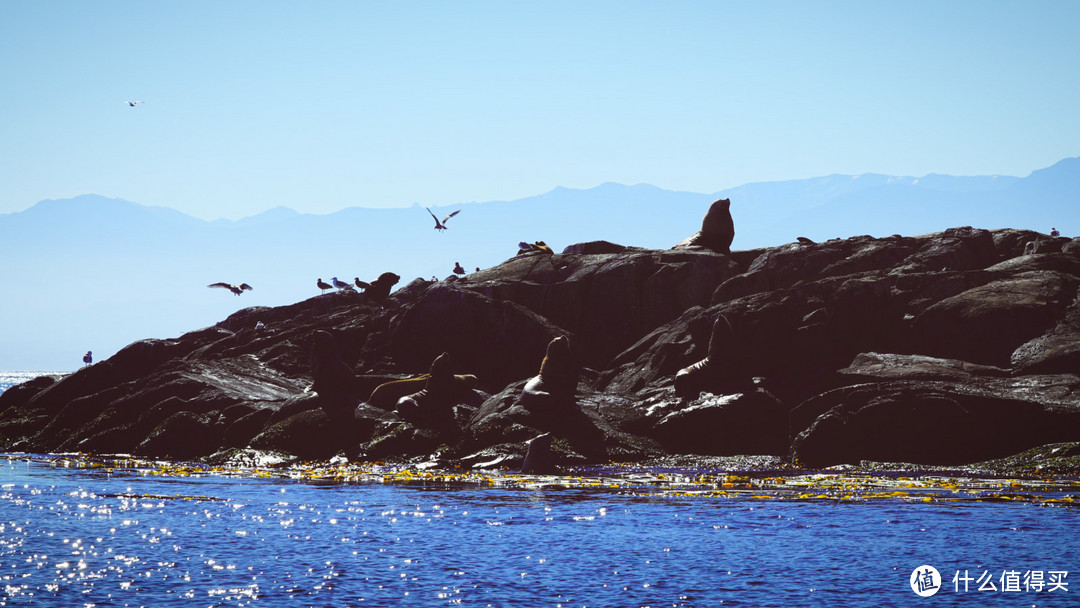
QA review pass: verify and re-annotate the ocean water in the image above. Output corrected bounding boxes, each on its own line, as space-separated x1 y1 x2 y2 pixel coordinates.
0 371 64 395
0 456 1077 607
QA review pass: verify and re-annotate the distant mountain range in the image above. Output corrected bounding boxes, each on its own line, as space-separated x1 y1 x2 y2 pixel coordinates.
2 157 1077 371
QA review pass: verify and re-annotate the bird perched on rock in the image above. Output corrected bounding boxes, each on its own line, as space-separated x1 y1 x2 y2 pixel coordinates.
453 262 465 275
426 207 460 231
82 351 92 367
208 282 253 295
1051 227 1061 237
317 278 333 293
331 277 353 290
125 100 144 107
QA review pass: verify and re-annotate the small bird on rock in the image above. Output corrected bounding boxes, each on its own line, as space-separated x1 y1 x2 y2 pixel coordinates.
83 351 92 367
317 278 333 293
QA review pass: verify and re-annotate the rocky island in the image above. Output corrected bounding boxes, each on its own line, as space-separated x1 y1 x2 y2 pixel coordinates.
3 201 1080 474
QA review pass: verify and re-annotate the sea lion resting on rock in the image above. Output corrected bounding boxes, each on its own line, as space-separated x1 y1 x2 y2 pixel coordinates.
367 372 478 410
520 336 579 410
395 352 460 431
355 272 401 305
674 198 734 254
517 240 554 255
675 314 748 399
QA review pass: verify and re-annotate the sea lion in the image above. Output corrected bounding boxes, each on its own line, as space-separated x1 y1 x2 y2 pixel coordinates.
520 433 556 474
367 373 478 410
674 198 734 254
520 336 578 409
674 313 748 399
355 271 401 304
395 352 459 430
517 240 554 255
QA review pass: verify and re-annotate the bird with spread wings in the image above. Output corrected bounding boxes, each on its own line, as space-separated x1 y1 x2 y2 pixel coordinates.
426 207 460 231
208 282 253 295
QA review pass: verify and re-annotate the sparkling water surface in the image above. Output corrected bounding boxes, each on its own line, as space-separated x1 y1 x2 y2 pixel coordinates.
1 456 1077 607
0 372 64 394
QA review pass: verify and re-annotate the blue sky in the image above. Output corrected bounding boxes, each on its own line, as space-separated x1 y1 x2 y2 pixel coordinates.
1 0 1078 220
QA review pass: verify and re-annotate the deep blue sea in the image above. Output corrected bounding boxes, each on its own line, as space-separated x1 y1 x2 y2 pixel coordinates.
0 455 1077 607
2 375 1079 606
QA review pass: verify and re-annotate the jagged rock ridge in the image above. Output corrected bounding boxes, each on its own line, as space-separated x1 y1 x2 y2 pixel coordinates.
2 227 1079 468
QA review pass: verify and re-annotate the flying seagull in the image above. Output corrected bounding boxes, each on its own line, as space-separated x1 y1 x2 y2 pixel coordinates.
83 351 93 367
317 278 333 293
125 101 144 107
208 282 253 295
426 207 460 231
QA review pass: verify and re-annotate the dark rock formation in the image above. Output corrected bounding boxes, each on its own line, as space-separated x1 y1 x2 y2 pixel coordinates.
2 224 1079 469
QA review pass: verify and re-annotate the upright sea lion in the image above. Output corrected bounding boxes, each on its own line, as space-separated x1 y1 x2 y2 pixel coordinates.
520 433 556 474
520 336 578 409
674 198 734 254
674 314 747 399
395 352 459 431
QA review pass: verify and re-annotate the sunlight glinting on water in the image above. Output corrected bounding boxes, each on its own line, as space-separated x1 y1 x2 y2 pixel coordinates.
1 456 1079 606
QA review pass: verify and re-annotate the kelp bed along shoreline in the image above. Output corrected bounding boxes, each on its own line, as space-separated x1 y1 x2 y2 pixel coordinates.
6 445 1080 507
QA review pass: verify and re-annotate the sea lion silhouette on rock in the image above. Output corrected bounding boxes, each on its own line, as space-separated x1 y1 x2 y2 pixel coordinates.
674 198 734 254
355 272 401 305
520 336 579 410
675 314 750 399
520 433 556 474
517 241 554 255
367 372 478 410
394 352 460 432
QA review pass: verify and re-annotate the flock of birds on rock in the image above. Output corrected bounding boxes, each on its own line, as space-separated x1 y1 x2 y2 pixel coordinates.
315 277 368 293
204 207 469 301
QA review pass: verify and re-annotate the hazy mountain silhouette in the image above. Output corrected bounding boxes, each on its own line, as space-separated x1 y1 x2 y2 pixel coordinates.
2 158 1076 370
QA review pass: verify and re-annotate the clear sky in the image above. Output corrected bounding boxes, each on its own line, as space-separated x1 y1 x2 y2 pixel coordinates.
1 0 1077 220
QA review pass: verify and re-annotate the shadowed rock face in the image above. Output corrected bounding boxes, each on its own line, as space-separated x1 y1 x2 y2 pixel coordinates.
2 226 1080 468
